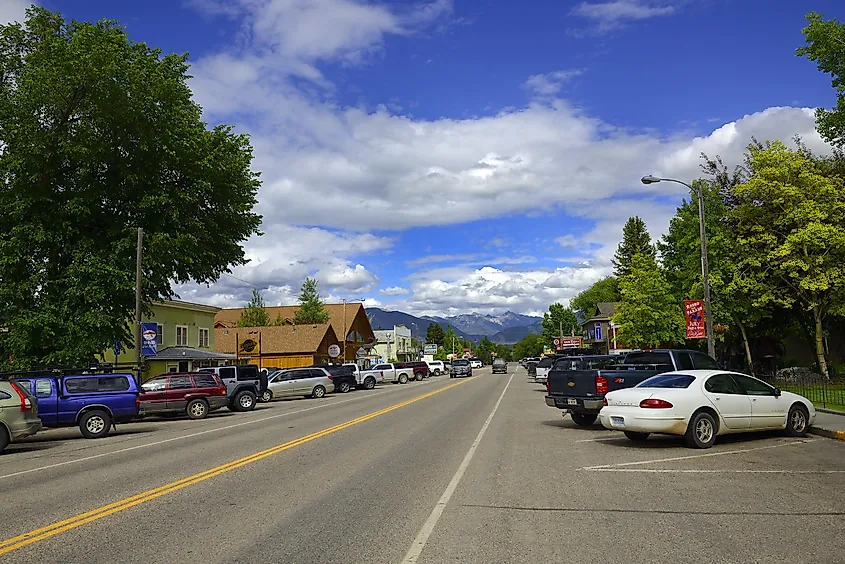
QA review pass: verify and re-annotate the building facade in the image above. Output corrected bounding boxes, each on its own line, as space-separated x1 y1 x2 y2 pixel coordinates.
581 302 623 354
214 324 340 369
372 325 414 362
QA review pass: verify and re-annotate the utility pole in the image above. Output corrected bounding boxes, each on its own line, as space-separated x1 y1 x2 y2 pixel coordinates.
134 227 143 385
696 183 716 359
342 299 347 362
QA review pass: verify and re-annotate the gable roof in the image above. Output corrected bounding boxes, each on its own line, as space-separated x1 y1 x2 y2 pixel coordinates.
214 324 336 355
583 302 620 323
214 303 372 339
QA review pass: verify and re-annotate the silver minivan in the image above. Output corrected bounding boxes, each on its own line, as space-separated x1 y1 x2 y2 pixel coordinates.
267 368 335 399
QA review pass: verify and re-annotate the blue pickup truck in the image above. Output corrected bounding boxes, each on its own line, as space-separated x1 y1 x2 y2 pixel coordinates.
12 372 141 439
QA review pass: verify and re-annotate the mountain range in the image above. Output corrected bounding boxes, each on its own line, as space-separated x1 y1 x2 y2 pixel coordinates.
365 308 543 345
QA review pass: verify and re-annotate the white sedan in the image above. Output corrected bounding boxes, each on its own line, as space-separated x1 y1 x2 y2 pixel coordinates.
599 369 815 449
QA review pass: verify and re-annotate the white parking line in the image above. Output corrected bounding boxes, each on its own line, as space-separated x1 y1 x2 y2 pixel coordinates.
0 379 448 480
401 372 515 564
582 439 818 470
576 437 620 443
586 468 845 474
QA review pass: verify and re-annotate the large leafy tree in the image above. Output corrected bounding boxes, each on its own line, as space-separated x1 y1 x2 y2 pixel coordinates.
730 141 845 378
238 289 270 327
0 8 262 368
293 278 330 325
570 277 620 316
425 323 445 347
798 12 845 147
513 333 543 359
613 216 655 278
475 336 497 364
614 254 685 349
541 303 578 348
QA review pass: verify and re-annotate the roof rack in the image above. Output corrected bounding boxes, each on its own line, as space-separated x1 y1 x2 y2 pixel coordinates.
0 362 144 379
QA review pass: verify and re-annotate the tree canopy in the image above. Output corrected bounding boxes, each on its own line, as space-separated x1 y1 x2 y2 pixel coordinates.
570 277 620 317
541 303 578 349
426 323 445 347
293 278 330 325
238 289 270 327
798 12 845 146
612 216 655 278
0 8 262 368
513 333 543 359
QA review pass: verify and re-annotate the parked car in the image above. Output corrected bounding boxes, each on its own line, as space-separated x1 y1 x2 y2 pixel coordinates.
342 363 384 389
267 367 335 399
0 379 42 452
12 372 140 439
469 358 482 369
526 359 539 378
311 364 357 393
398 361 430 381
196 364 268 411
534 356 555 384
492 358 507 374
370 362 413 384
546 350 718 426
450 359 473 378
139 372 228 420
426 360 446 376
600 370 816 449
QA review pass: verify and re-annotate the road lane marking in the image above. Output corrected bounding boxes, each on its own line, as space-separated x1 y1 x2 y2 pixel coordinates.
401 372 514 564
0 378 445 480
585 468 845 474
0 377 475 556
575 437 620 443
581 439 818 470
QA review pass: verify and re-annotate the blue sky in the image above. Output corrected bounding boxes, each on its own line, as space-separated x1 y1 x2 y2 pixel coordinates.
4 0 840 315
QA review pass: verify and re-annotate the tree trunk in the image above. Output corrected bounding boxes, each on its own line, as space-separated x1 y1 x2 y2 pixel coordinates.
813 307 829 379
736 319 753 375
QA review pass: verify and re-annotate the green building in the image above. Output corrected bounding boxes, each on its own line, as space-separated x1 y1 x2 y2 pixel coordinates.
103 299 235 379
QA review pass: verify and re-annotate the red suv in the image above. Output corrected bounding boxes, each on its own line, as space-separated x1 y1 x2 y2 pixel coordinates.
139 372 228 420
399 361 430 382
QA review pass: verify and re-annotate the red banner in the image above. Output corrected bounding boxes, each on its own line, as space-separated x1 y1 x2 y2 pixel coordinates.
685 300 706 339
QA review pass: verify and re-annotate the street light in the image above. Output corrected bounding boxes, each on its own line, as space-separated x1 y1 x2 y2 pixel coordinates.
641 175 715 359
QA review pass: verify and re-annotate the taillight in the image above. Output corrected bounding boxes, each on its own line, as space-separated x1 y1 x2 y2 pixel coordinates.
9 381 32 412
218 386 227 396
595 375 609 395
602 398 608 407
546 378 550 394
135 394 141 409
327 373 333 380
640 398 673 409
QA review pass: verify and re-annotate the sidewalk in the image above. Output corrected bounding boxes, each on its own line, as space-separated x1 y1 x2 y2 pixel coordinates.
809 409 845 441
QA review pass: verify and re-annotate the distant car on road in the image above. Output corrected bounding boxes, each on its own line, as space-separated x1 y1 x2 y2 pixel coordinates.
600 370 816 449
370 362 413 384
469 358 482 369
450 359 473 378
492 358 507 374
426 360 446 376
0 379 41 452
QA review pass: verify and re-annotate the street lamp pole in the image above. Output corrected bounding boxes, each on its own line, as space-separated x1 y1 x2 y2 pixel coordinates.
641 175 715 359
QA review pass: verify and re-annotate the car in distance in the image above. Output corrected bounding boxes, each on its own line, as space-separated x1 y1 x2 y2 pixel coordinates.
469 358 482 369
450 359 473 378
0 379 42 452
600 370 816 449
139 372 228 420
492 358 507 374
426 360 446 376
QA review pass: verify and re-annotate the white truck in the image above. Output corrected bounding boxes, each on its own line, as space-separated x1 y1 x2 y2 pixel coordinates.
426 360 446 376
342 363 385 390
368 362 413 384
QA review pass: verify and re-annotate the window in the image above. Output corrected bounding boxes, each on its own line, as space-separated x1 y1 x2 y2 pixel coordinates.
732 374 776 396
167 365 178 373
692 352 719 369
168 375 193 390
309 369 327 378
35 379 53 398
624 352 673 366
219 367 236 380
65 376 131 394
142 377 167 392
705 374 743 395
0 391 10 400
157 324 164 345
637 374 696 389
676 352 694 370
176 325 189 347
198 328 210 348
236 365 259 381
193 374 219 388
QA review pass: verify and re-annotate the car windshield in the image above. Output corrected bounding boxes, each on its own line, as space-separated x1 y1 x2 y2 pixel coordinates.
636 374 696 389
537 358 554 368
453 360 469 366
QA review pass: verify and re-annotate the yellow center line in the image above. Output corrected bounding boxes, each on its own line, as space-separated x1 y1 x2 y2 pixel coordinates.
0 376 476 555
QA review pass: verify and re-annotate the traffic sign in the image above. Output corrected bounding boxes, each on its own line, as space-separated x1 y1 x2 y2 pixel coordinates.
328 344 341 358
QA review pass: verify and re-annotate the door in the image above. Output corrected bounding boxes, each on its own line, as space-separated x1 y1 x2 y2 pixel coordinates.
374 364 394 381
217 366 237 396
732 374 787 429
165 375 193 411
140 376 168 413
33 378 57 426
268 371 295 398
703 374 752 430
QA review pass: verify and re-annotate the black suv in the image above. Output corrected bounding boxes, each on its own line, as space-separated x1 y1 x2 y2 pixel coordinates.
311 364 357 393
197 364 268 410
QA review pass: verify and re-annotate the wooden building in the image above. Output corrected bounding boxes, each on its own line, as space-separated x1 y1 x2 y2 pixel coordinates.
214 324 339 369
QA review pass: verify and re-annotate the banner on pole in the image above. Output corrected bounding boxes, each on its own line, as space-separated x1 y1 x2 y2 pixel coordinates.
141 323 158 356
685 300 706 339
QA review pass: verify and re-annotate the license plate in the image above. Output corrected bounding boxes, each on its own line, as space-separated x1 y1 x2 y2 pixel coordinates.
567 398 577 405
611 416 625 427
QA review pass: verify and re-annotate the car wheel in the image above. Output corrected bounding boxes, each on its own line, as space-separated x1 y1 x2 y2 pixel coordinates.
416 373 424 382
260 389 273 403
624 431 650 442
785 404 809 436
312 385 326 398
235 390 257 412
434 369 441 376
685 410 717 449
187 399 209 420
79 409 112 439
399 373 408 384
0 428 9 453
570 413 598 426
363 376 376 390
338 381 351 393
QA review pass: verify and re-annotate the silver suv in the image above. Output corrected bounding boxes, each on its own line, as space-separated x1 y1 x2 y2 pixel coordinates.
267 368 335 399
0 379 42 452
450 359 473 378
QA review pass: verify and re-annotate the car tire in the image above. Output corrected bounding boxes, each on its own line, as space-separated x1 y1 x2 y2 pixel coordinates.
312 385 326 398
624 431 650 442
434 369 441 376
399 373 409 384
685 410 717 449
785 404 809 437
570 413 598 426
234 390 257 412
79 409 112 439
260 390 273 403
362 376 376 390
0 428 9 453
416 373 424 382
338 381 351 393
187 399 209 420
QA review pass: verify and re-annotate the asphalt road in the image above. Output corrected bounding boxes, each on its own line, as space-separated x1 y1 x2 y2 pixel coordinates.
1 366 844 563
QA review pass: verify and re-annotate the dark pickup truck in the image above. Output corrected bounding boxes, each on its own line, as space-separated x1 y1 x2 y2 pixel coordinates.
545 349 719 426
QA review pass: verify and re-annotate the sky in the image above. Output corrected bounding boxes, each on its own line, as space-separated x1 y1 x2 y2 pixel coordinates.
3 0 841 317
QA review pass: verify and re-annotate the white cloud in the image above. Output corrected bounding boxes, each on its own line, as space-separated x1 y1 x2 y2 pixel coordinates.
570 0 677 33
555 234 579 249
523 69 584 96
0 0 30 25
379 286 410 296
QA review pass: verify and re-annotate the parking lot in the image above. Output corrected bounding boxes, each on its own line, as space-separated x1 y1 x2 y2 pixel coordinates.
1 365 843 563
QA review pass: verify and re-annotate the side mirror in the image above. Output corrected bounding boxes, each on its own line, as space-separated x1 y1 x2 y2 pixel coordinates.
774 388 782 397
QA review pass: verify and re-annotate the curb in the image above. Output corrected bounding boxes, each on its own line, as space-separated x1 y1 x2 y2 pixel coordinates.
817 408 845 416
809 427 845 441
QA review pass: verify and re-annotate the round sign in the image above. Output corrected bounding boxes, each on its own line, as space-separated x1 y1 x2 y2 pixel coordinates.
328 344 341 358
553 338 560 346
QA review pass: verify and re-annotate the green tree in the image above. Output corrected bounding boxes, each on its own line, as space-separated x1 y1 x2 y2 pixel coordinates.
513 334 543 359
476 336 496 364
293 278 330 325
730 141 845 378
798 12 845 147
441 325 464 357
570 277 620 316
541 303 579 348
426 323 445 347
238 289 270 327
0 8 262 368
613 217 655 278
614 254 685 349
